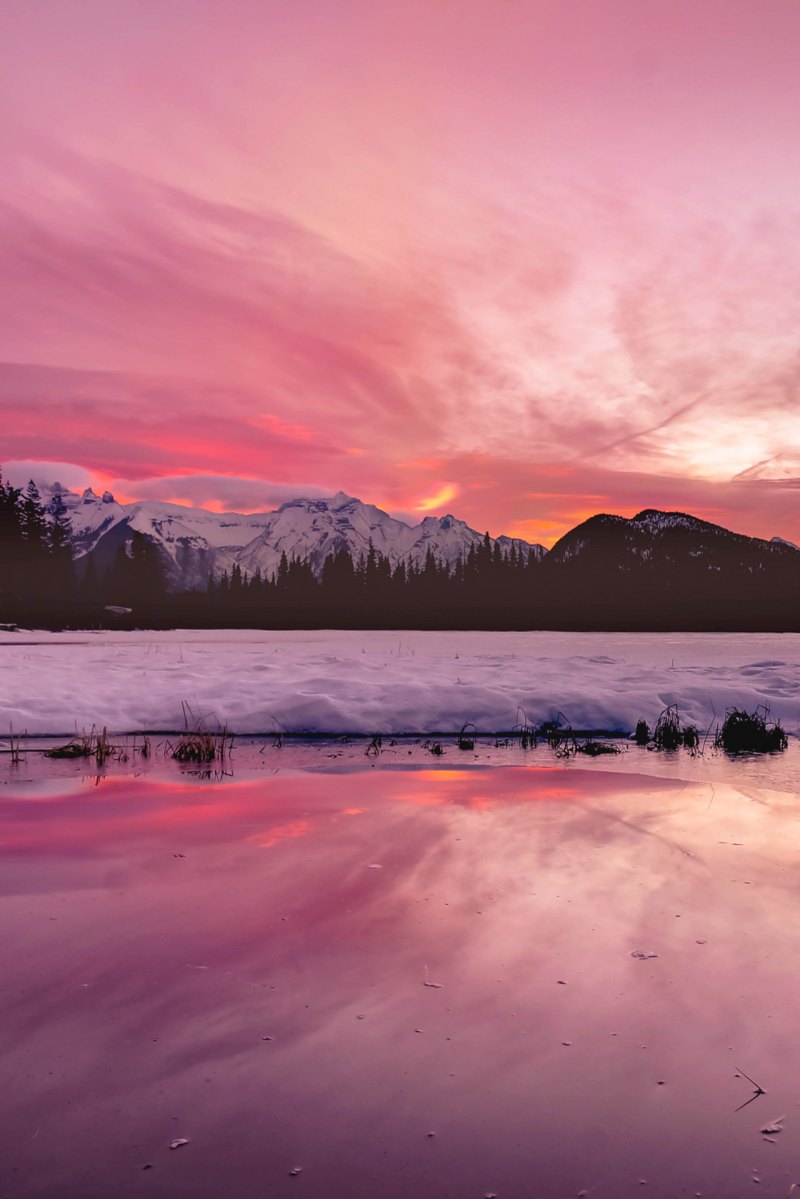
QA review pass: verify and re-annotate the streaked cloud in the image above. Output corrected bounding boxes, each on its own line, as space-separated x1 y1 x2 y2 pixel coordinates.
1 0 799 542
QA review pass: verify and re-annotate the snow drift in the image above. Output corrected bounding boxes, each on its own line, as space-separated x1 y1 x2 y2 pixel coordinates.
1 629 799 738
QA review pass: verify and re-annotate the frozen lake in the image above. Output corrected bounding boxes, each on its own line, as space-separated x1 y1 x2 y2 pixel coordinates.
2 755 800 1197
2 628 800 737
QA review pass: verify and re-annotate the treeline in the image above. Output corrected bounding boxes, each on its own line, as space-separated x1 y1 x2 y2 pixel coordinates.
0 476 74 621
3 470 800 631
0 475 544 627
194 539 541 628
0 475 166 626
167 539 800 631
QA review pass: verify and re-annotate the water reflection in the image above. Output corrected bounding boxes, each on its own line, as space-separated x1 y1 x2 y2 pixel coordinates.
0 766 799 1197
0 766 680 858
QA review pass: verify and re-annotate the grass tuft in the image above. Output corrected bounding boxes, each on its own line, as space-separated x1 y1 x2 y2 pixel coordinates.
457 722 476 751
715 707 787 753
365 734 383 756
652 705 683 751
171 732 222 762
513 708 536 749
634 720 650 746
45 736 93 760
682 725 700 750
574 740 621 757
44 726 118 764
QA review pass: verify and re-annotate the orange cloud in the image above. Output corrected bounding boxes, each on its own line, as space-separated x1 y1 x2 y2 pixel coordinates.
416 483 459 512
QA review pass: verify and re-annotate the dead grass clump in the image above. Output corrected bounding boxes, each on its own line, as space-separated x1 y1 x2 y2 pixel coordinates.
652 705 682 751
539 712 574 751
540 720 562 748
171 732 219 762
682 726 700 750
45 739 92 760
45 726 118 764
169 701 232 763
552 733 619 759
513 709 536 749
715 707 788 753
575 740 621 757
635 709 702 754
45 731 95 759
457 722 476 751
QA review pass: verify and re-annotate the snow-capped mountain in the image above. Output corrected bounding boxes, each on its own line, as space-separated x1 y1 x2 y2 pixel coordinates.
234 493 544 581
60 487 546 589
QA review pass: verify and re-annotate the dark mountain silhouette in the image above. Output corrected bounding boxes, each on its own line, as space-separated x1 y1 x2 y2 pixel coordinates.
538 509 800 630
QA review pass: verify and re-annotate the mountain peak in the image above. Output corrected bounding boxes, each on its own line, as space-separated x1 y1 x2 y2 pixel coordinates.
329 490 355 507
631 509 717 535
276 492 357 514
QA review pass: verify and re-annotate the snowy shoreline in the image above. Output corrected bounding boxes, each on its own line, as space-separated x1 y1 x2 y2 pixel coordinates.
1 628 799 738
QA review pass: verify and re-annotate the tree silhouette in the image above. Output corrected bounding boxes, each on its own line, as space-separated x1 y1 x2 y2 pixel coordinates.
47 489 74 593
108 530 166 607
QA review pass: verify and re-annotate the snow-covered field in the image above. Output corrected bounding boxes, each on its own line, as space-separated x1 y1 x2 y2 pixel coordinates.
2 628 800 738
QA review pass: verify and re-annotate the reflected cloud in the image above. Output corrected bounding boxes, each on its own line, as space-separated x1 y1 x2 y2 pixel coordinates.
250 818 313 849
3 760 800 1198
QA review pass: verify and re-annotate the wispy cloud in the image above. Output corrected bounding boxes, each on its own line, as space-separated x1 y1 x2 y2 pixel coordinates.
2 0 800 540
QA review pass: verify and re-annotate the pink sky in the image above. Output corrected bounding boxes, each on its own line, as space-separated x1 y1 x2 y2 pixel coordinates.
1 0 800 544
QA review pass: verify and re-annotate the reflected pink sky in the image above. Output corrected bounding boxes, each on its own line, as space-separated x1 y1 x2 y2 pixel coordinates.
0 766 680 857
2 764 800 1196
2 1 800 542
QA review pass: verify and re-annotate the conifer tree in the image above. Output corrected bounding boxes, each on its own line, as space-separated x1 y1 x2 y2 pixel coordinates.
19 481 49 596
21 481 48 551
47 489 74 592
277 550 289 591
0 471 23 576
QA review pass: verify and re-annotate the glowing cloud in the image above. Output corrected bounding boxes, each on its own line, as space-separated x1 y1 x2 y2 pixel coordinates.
416 484 459 513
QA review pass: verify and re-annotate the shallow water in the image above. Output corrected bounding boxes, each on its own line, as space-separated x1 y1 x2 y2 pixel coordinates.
6 733 800 794
1 763 799 1198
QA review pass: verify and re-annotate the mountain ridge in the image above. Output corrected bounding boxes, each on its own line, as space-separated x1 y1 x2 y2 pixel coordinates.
6 476 800 628
56 486 547 589
30 481 800 603
547 507 799 564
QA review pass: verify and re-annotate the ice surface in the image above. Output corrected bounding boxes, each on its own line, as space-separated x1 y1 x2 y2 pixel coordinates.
1 629 799 737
